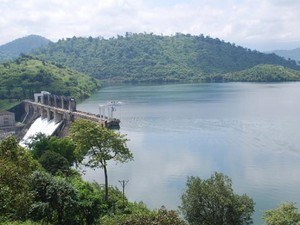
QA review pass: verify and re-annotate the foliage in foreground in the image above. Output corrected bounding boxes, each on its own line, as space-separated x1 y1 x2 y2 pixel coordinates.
0 136 103 225
29 171 79 225
263 202 300 225
100 207 186 225
1 221 42 225
0 136 39 222
29 171 105 225
3 135 300 225
27 133 77 175
180 172 255 225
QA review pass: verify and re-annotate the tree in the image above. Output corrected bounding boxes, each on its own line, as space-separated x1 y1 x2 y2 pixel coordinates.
69 119 133 201
0 136 39 221
28 134 77 166
70 176 104 225
263 203 300 225
180 172 254 225
38 150 70 175
27 134 77 175
29 171 79 225
27 133 52 159
30 171 108 225
101 206 186 225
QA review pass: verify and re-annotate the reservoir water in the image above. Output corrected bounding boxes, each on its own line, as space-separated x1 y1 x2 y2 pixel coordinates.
77 82 300 225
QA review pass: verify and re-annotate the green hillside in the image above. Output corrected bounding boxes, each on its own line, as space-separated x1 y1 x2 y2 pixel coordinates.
34 33 300 83
0 55 99 110
0 35 51 62
223 64 300 82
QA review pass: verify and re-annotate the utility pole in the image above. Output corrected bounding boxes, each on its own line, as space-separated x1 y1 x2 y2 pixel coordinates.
119 180 129 210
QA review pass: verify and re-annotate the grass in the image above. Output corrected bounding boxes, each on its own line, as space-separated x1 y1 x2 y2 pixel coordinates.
0 99 21 111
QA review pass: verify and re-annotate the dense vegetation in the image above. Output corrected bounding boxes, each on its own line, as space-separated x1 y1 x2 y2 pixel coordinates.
0 35 51 63
0 122 186 225
0 126 297 225
180 173 254 225
0 55 99 110
263 203 300 225
223 64 300 82
34 33 300 83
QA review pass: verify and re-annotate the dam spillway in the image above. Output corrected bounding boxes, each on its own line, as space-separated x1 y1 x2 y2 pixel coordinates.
23 100 119 126
23 91 120 127
19 117 62 147
17 91 120 145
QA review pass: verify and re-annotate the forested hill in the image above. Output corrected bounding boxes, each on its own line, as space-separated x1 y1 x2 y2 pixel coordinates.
0 55 99 109
34 33 300 82
0 35 51 63
223 64 300 82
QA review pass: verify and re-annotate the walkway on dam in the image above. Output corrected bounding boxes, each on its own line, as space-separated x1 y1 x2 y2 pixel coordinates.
23 100 110 126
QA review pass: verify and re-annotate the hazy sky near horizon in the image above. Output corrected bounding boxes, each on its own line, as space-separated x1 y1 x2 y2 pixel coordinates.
0 0 299 51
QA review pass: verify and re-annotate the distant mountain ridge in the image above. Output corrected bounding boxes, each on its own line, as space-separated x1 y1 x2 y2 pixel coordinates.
0 35 51 62
1 33 299 83
270 48 300 63
33 33 300 83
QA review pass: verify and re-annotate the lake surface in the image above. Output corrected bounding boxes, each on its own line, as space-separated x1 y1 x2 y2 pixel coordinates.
77 83 300 225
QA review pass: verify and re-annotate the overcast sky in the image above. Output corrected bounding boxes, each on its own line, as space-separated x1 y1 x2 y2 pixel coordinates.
0 0 299 51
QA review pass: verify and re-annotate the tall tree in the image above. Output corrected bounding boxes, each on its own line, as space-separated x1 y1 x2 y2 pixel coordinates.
69 119 133 201
180 172 254 225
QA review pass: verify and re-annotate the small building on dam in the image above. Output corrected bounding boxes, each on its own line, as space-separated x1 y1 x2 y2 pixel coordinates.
0 111 17 139
0 111 15 127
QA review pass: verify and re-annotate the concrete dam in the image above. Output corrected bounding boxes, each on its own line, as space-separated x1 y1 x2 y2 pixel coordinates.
0 91 120 144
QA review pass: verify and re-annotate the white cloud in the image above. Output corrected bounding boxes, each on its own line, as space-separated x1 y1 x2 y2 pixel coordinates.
0 0 299 50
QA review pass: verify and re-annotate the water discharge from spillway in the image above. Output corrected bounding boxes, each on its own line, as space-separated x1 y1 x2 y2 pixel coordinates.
19 117 62 147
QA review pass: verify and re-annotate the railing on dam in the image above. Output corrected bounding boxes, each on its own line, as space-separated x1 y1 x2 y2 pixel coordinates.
23 92 120 128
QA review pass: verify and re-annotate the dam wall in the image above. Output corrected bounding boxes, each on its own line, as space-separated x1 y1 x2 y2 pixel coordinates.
1 91 120 142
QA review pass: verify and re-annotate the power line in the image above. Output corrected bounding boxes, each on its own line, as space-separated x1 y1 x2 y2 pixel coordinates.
119 180 129 210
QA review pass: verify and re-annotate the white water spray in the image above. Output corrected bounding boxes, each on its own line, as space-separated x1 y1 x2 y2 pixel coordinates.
19 117 62 147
